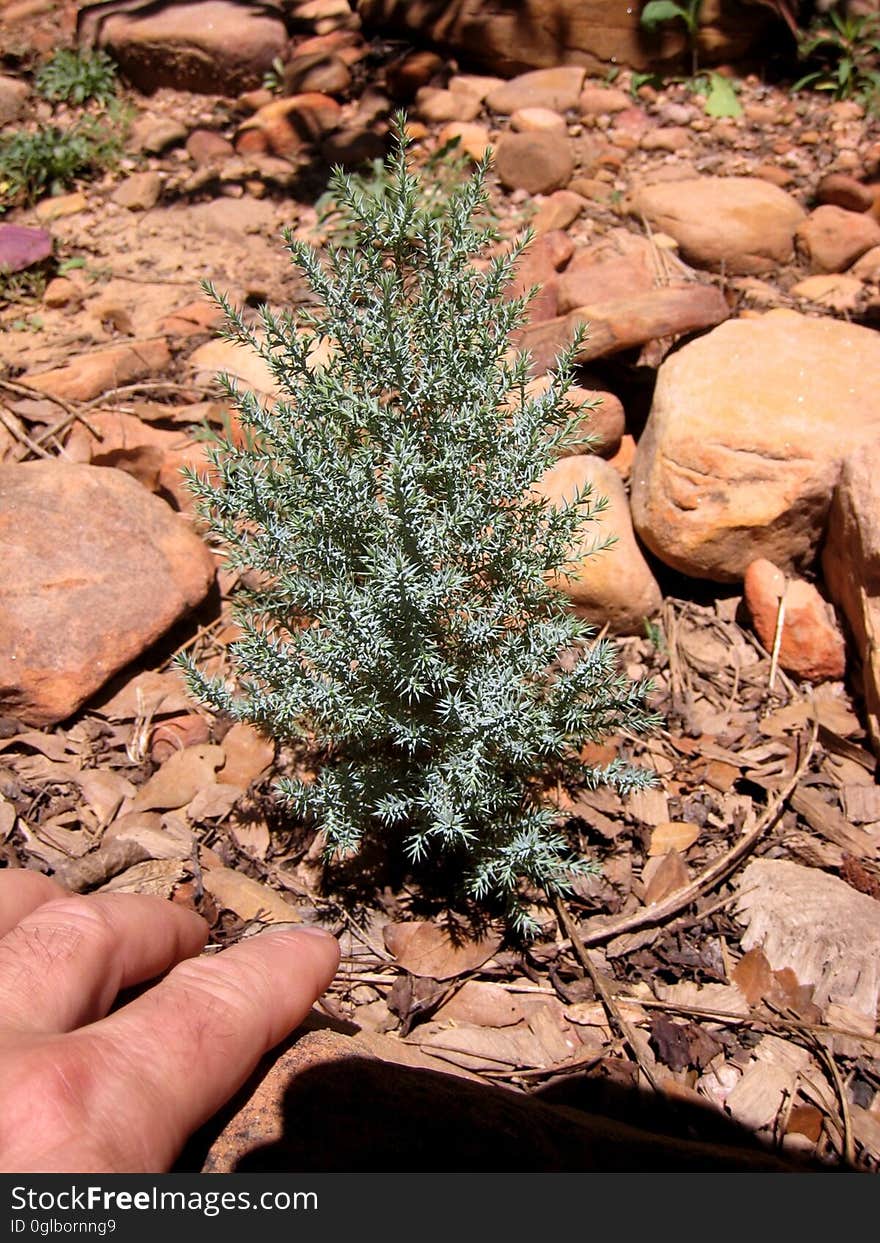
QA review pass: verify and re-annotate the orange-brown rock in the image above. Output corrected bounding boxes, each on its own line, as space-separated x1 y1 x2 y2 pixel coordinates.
557 230 658 314
535 454 661 633
816 173 875 214
414 86 482 123
493 131 574 194
92 0 287 94
356 1 774 76
486 66 585 114
743 559 845 683
517 283 729 375
823 444 880 753
530 189 586 235
384 49 444 100
795 205 880 274
631 312 880 582
19 339 171 403
0 462 215 726
235 93 342 158
631 176 806 275
283 51 352 96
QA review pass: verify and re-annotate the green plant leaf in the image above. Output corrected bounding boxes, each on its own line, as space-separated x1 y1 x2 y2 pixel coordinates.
704 72 742 117
640 0 689 31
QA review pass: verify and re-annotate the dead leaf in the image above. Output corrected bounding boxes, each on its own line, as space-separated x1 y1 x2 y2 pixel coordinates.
230 818 271 860
0 731 70 762
735 858 880 1018
383 920 502 980
131 744 225 812
75 769 137 824
648 821 700 856
100 858 187 898
643 849 689 906
59 838 152 892
432 980 525 1028
186 782 241 821
624 786 670 826
407 1019 560 1072
202 867 301 924
0 799 15 841
787 1105 823 1143
218 722 275 790
649 1016 721 1071
94 669 193 722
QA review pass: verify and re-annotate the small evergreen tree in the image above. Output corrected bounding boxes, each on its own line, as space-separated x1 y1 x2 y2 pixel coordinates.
181 116 659 935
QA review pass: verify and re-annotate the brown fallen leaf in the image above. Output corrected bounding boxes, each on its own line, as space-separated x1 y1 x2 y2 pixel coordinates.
59 838 152 892
131 743 225 812
643 849 689 906
383 920 502 980
648 821 700 857
0 731 71 762
93 668 194 722
75 769 137 824
432 980 525 1028
218 722 275 790
186 782 242 822
202 867 301 924
100 858 188 898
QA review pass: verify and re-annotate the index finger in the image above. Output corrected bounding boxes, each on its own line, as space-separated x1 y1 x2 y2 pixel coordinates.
0 870 67 938
74 926 340 1171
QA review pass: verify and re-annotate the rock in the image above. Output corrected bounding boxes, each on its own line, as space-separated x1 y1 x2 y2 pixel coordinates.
743 559 845 683
535 454 661 633
795 204 880 274
510 106 567 134
129 115 188 156
284 51 352 96
43 277 83 309
851 246 880 281
631 177 806 275
437 122 492 163
185 130 235 165
790 273 863 312
357 0 774 76
236 93 342 158
509 229 574 325
752 164 795 189
0 73 29 125
20 339 171 403
823 445 880 753
486 66 585 114
0 225 52 274
111 172 162 211
94 0 288 94
816 173 875 214
578 85 631 115
556 230 657 315
448 74 505 102
630 312 880 582
517 283 729 375
201 1021 797 1172
33 193 88 222
494 131 573 195
530 189 585 235
640 126 690 153
0 462 215 727
385 49 444 100
563 386 625 459
320 124 386 167
414 87 482 124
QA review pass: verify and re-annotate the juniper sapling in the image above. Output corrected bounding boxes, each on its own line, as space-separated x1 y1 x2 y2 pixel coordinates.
179 115 660 935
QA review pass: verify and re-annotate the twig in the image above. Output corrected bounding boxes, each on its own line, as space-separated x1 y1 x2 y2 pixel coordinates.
810 1033 855 1167
572 717 818 948
768 593 786 691
553 894 663 1093
0 408 57 460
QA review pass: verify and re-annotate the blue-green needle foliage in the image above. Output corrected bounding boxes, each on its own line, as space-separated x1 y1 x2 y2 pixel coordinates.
180 116 659 935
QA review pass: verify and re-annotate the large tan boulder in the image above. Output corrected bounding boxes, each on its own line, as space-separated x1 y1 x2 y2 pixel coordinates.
0 463 216 726
631 311 880 582
536 454 661 633
90 0 287 94
822 445 880 753
631 177 806 275
356 0 774 75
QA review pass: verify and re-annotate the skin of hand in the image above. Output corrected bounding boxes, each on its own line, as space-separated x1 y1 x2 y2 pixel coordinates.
0 869 340 1173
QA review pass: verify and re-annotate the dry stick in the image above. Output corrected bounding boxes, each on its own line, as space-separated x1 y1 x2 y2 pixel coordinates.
0 408 55 459
553 893 663 1093
768 593 787 692
574 717 819 949
0 377 102 440
619 994 880 1052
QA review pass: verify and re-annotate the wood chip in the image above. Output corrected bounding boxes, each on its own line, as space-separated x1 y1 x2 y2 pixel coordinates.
724 1060 794 1130
790 787 877 859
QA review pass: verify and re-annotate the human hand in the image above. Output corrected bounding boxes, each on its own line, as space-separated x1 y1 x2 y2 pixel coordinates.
0 869 339 1173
